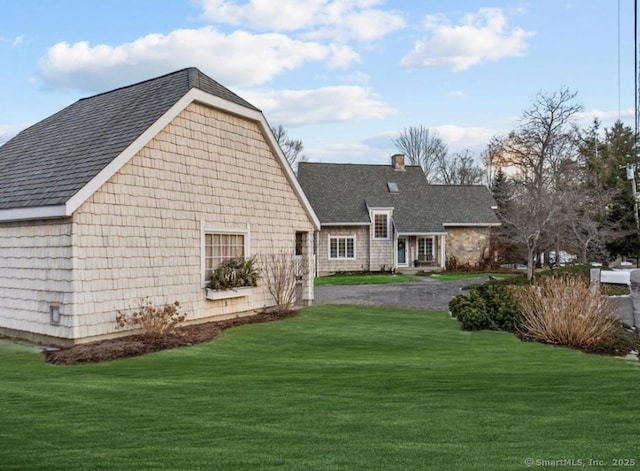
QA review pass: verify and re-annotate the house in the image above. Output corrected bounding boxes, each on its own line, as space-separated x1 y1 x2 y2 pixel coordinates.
0 68 319 346
297 155 499 275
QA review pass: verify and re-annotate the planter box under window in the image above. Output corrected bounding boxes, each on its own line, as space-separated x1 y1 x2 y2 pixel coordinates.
205 287 254 301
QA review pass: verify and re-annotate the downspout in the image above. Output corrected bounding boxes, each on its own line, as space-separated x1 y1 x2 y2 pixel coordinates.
314 230 319 278
392 220 398 272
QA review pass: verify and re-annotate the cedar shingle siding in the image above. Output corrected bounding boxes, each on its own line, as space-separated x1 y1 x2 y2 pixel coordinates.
0 68 318 345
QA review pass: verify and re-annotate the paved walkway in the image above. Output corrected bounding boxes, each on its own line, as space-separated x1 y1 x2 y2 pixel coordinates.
314 275 639 330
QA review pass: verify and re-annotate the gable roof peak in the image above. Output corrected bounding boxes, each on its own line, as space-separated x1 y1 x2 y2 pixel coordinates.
0 67 268 217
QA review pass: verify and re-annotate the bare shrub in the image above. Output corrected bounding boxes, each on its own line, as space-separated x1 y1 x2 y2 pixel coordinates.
116 298 187 340
261 251 306 312
513 276 619 351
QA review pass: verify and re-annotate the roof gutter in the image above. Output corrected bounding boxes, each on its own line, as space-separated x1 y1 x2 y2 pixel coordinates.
321 222 371 226
0 204 68 222
397 231 447 236
443 223 501 227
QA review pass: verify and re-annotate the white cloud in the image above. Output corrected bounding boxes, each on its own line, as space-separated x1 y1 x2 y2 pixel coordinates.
11 35 24 48
0 35 25 48
199 0 406 42
199 0 326 30
0 123 29 145
401 7 534 71
447 90 465 97
327 43 361 68
305 142 390 164
432 124 496 151
241 86 397 125
38 27 343 92
576 108 635 123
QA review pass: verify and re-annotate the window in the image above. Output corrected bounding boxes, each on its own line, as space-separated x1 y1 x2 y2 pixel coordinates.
374 214 388 239
418 237 434 260
204 233 245 281
329 236 356 260
295 232 304 256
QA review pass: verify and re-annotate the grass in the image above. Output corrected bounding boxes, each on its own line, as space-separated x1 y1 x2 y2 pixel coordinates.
0 305 638 470
431 272 517 282
314 273 414 285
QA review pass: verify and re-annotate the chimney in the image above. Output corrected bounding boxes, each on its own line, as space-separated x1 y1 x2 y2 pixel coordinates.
392 153 405 171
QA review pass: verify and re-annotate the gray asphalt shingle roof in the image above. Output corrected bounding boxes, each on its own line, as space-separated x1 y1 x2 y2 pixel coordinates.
0 68 258 210
423 185 500 226
297 162 499 233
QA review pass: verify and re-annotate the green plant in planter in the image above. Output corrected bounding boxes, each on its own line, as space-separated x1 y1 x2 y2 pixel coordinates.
207 257 261 291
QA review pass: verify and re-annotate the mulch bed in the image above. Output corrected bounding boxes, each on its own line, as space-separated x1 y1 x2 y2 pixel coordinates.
44 310 299 365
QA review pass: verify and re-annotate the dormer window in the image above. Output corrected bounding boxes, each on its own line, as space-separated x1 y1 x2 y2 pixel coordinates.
374 213 389 239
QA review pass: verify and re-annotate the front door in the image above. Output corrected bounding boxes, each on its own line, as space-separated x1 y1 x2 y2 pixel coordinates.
397 238 407 266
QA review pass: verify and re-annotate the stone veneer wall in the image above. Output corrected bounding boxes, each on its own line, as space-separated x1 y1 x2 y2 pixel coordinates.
317 226 369 275
445 226 491 266
0 219 74 341
44 101 313 344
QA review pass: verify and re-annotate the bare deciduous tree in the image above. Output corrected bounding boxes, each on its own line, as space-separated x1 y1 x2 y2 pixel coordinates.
271 124 306 167
435 149 485 185
487 88 583 280
392 125 447 183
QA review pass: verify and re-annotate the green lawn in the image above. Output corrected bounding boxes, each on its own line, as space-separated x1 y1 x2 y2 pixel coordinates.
1 305 639 470
430 272 518 282
314 273 415 285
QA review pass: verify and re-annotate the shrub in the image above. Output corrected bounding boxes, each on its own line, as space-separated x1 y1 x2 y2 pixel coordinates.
208 257 260 291
449 284 520 332
116 298 187 340
446 256 476 272
513 275 620 352
261 251 304 312
586 325 640 356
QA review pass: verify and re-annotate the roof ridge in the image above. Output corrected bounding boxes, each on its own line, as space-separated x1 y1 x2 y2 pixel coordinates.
78 68 193 102
426 184 489 188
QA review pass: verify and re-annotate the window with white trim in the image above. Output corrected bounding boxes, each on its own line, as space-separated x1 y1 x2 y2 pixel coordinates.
418 237 434 260
329 235 356 260
374 213 389 239
204 232 247 281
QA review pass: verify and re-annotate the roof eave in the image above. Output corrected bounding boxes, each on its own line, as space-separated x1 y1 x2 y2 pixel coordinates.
322 222 371 226
0 204 69 222
443 222 501 227
397 231 447 236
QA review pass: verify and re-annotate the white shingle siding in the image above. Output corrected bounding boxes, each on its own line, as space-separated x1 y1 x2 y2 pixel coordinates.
0 102 315 344
68 103 314 339
369 238 394 271
318 226 369 274
0 220 73 338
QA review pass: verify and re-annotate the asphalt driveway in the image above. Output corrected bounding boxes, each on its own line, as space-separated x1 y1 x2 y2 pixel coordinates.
314 276 485 311
314 275 638 329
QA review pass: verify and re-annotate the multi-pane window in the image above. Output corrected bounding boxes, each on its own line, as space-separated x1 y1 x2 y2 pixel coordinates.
418 237 434 260
374 214 388 239
204 233 245 280
329 236 355 259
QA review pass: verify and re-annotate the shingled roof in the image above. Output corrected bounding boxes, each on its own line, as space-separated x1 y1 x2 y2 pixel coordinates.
297 161 499 233
423 185 500 226
0 68 259 212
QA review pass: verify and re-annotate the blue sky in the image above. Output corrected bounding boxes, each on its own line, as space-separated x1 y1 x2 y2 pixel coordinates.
0 0 636 164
